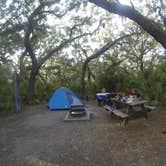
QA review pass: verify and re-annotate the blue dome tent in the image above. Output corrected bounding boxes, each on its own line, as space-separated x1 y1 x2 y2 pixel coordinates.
48 87 84 110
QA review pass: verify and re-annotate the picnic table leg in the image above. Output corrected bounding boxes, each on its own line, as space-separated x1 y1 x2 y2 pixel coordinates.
126 106 131 114
141 104 148 119
123 118 128 127
97 99 101 106
144 112 148 119
119 118 128 127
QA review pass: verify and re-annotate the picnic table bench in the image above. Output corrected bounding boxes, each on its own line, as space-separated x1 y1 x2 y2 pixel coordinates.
103 99 156 126
144 105 156 112
104 105 129 126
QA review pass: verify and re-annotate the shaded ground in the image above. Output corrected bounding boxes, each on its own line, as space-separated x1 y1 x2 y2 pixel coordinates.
0 101 166 166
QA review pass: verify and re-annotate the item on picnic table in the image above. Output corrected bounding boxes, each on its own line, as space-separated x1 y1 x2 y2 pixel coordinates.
128 88 140 98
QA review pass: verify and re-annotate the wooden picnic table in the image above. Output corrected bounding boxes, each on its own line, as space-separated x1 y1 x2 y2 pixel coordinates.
104 97 155 126
111 98 148 119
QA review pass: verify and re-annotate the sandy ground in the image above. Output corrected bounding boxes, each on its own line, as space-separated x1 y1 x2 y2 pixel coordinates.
0 101 166 166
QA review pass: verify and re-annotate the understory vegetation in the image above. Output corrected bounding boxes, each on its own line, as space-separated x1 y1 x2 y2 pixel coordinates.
0 0 166 112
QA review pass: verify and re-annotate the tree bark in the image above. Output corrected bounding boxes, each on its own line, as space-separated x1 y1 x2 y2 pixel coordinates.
80 62 88 99
25 66 39 103
88 0 166 49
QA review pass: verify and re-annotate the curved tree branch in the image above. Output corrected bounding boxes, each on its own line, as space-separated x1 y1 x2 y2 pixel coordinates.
24 1 60 66
80 32 139 98
38 32 93 67
39 19 102 67
88 0 166 49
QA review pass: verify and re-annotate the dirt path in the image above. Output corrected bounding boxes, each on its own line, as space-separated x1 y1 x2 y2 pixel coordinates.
0 102 166 166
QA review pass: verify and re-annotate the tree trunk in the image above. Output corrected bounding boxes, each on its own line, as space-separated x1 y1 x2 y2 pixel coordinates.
19 51 27 82
140 57 144 72
80 62 87 99
25 66 39 103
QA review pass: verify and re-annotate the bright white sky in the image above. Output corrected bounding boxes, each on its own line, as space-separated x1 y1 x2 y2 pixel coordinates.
119 0 130 5
7 0 131 7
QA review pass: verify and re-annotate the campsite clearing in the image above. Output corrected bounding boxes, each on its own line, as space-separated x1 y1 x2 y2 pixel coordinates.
0 101 165 166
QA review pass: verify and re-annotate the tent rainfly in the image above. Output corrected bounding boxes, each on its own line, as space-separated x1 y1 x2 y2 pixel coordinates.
48 87 84 110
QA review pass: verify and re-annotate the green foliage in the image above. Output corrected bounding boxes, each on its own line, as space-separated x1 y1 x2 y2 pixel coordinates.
96 63 166 105
0 84 15 112
136 68 166 105
0 0 165 109
35 82 55 103
0 64 15 113
86 82 99 99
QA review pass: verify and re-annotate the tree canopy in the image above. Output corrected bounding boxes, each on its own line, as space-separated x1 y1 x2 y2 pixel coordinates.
0 0 165 111
88 0 166 48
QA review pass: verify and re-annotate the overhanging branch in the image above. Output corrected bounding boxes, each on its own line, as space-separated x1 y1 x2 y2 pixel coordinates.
85 33 139 64
38 32 93 67
88 0 166 48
